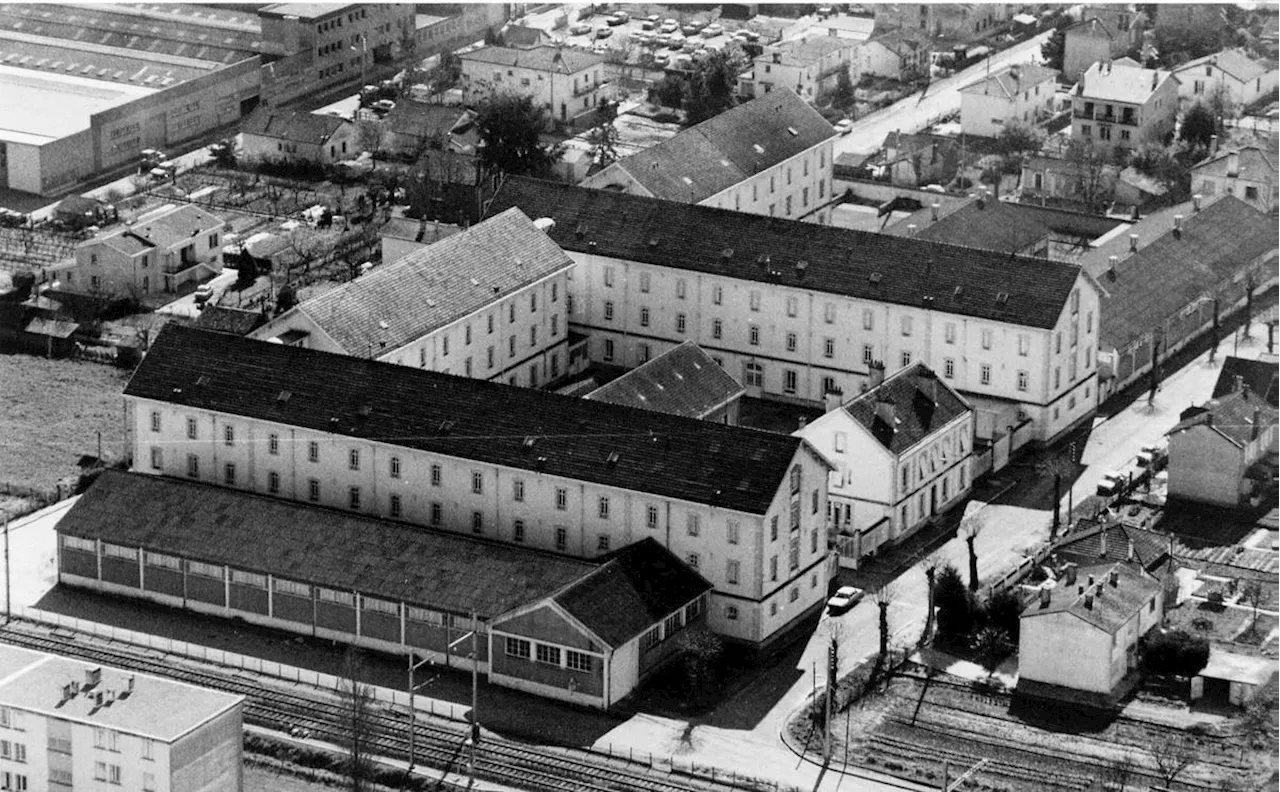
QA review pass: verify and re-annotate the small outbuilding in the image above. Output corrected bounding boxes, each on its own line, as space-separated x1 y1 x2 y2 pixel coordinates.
1192 650 1278 707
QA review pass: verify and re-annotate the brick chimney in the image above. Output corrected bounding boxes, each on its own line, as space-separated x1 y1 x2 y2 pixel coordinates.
1099 528 1108 557
1228 151 1240 177
868 359 886 389
1252 408 1262 441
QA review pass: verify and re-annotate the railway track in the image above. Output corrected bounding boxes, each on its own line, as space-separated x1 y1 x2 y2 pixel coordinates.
0 624 752 792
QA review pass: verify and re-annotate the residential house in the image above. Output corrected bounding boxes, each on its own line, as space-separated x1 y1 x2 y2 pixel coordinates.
1071 60 1179 152
580 90 836 224
1050 520 1179 609
958 63 1058 138
58 470 710 710
240 109 357 165
1019 152 1120 209
124 325 836 648
873 131 980 187
854 27 931 81
67 203 225 298
796 363 974 565
1062 8 1147 82
192 305 269 336
873 4 1009 41
1166 385 1279 507
1191 146 1279 215
885 195 1123 262
379 216 462 265
794 14 876 43
459 45 607 126
1171 49 1279 110
500 23 552 49
1083 196 1278 397
380 101 478 158
585 340 745 425
487 177 1104 446
250 208 573 389
1019 562 1165 701
1113 167 1169 208
1212 356 1279 406
742 37 857 103
0 643 243 792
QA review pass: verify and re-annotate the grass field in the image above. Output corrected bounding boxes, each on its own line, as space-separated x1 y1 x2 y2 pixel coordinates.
0 353 130 490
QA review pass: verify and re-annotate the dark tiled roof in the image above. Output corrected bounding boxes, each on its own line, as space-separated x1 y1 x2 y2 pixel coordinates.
125 326 807 514
599 89 834 204
485 178 1085 329
891 198 1122 254
586 341 744 419
1025 562 1162 633
192 306 268 336
1096 196 1278 351
554 538 712 647
1193 146 1278 183
242 109 348 145
460 45 603 74
58 471 595 619
842 363 970 454
1053 521 1172 573
1213 357 1279 407
1168 388 1278 448
292 208 572 355
383 101 473 140
958 64 1058 100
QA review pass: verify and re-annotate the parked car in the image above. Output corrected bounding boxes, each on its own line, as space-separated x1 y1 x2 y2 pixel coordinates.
659 19 679 33
681 22 704 36
833 118 853 135
631 30 652 44
569 22 592 35
371 99 396 114
652 51 670 66
667 35 685 49
827 586 864 614
606 12 627 26
702 23 723 37
641 18 657 30
193 283 216 305
595 26 613 39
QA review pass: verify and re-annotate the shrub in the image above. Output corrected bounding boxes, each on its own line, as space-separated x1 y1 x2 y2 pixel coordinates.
1142 629 1210 678
934 564 975 645
984 588 1024 643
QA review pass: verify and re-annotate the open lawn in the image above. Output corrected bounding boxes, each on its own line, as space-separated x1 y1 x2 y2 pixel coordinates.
0 354 129 490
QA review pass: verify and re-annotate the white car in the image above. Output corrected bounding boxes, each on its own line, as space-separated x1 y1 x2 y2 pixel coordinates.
703 23 723 37
833 118 853 135
827 586 864 613
659 19 679 34
569 22 592 35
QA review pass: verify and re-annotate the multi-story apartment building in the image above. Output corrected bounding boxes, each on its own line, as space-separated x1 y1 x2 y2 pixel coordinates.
459 45 607 125
1191 146 1278 215
1071 60 1178 152
796 363 974 562
580 89 836 224
1062 7 1147 82
742 38 857 102
250 209 573 389
124 326 835 649
62 204 225 299
257 3 415 103
958 63 1058 138
0 644 244 791
487 178 1103 445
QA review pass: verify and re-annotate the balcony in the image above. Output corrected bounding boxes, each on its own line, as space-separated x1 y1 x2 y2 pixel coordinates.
572 81 600 98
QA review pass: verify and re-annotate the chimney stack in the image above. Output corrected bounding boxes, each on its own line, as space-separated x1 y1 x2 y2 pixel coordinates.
1087 574 1095 587
1109 569 1119 587
1173 215 1183 239
1252 408 1262 441
1084 593 1095 610
931 202 940 221
798 416 808 430
1100 528 1108 557
1228 151 1240 176
1127 539 1135 562
1210 134 1218 153
1193 193 1202 212
1129 233 1139 252
824 387 844 413
868 359 886 389
1234 374 1245 393
1039 588 1051 608
907 223 918 237
1064 563 1078 585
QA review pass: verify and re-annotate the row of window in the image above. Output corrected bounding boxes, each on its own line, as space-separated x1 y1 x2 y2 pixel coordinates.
503 637 593 672
0 741 24 763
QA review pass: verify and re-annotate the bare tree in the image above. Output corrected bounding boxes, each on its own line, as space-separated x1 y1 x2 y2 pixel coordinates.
1148 735 1199 789
921 552 944 645
1240 580 1264 635
970 626 1012 681
1040 456 1076 542
873 581 898 665
1102 755 1136 792
962 513 985 592
339 647 379 792
1063 139 1112 214
356 120 387 160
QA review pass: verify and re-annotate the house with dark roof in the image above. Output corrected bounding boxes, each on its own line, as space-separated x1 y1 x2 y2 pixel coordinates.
1087 196 1278 396
486 177 1103 445
57 470 708 709
250 208 573 389
240 109 356 165
1212 356 1279 407
959 63 1058 138
1166 386 1278 508
459 45 608 126
1191 146 1278 215
586 341 745 424
380 101 478 158
69 203 226 299
192 305 268 336
124 325 835 649
580 89 837 224
795 362 974 566
1019 561 1164 702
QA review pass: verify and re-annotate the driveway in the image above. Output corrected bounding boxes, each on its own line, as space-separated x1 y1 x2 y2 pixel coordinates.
837 31 1054 156
155 267 240 320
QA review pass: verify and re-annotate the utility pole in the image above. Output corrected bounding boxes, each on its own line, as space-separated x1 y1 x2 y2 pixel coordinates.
942 758 988 791
4 513 9 625
448 611 481 784
407 653 436 772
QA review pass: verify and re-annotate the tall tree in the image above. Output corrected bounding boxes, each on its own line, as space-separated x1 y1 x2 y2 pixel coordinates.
1064 138 1112 214
971 627 1012 680
475 94 562 177
873 582 898 666
676 627 723 704
833 63 855 109
1041 455 1076 541
933 563 974 646
1179 102 1216 149
339 648 379 791
962 514 985 592
1040 27 1066 72
587 100 620 169
682 47 747 125
921 552 944 644
1148 735 1200 789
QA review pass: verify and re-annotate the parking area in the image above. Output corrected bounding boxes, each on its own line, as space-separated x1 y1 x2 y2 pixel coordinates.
555 8 762 68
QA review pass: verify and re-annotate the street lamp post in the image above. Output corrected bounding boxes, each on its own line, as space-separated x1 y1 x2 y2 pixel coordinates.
407 653 436 772
447 611 480 783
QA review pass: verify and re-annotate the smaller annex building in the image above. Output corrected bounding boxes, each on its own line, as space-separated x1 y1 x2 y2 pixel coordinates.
56 470 710 710
585 341 745 424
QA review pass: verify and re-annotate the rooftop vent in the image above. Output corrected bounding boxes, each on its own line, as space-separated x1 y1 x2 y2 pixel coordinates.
358 404 372 417
574 223 586 239
787 126 798 136
869 272 882 285
378 320 389 330
721 248 734 259
795 260 808 277
953 286 963 301
438 419 455 435
276 390 292 404
995 291 1009 305
535 455 548 471
649 238 659 247
522 436 536 452
752 144 765 155
606 451 619 466
470 277 479 286
195 375 209 388
329 417 340 430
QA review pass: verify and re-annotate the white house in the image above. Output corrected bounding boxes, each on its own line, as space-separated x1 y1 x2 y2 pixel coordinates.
250 208 573 389
853 27 931 81
124 325 836 650
240 109 357 165
1019 562 1165 699
0 644 244 792
1166 385 1278 508
580 89 837 224
1071 60 1179 152
958 63 1058 138
796 362 974 565
743 37 857 103
459 45 607 125
1191 146 1278 215
489 177 1103 447
66 203 225 299
1171 49 1279 110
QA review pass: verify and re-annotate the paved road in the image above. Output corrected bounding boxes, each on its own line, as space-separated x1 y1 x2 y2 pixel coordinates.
838 31 1054 157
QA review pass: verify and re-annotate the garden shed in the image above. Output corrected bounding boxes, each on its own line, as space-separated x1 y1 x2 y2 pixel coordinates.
1192 651 1277 707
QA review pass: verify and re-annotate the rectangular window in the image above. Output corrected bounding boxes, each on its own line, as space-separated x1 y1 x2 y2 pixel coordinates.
749 291 761 311
862 309 874 330
676 314 686 333
687 552 700 569
530 326 538 347
786 332 797 352
603 339 614 362
566 650 591 672
640 307 650 327
551 315 559 337
727 559 740 585
604 268 614 287
536 644 562 665
512 479 525 502
186 417 198 439
555 487 568 510
552 283 559 302
269 433 280 455
509 336 516 358
901 316 912 336
784 369 798 394
712 319 722 339
555 527 567 550
150 411 160 432
505 637 531 659
349 449 360 471
513 519 525 543
862 344 874 365
597 534 610 551
1017 371 1029 391
981 328 992 350
726 605 739 620
604 301 614 321
786 296 798 317
712 285 723 305
309 479 320 501
1017 334 1029 356
749 325 760 346
647 505 659 528
389 456 401 479
727 521 740 544
223 462 236 486
639 272 650 293
430 464 442 486
471 471 483 494
980 364 991 385
530 292 538 313
945 323 956 344
431 502 442 525
308 441 319 463
770 555 778 581
823 338 834 358
901 351 912 367
349 486 361 510
471 511 483 533
389 494 401 517
598 496 610 519
944 358 955 379
223 425 234 446
149 446 162 470
268 471 280 494
687 513 700 536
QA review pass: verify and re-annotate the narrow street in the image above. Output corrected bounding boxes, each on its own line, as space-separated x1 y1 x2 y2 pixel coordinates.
837 30 1053 156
